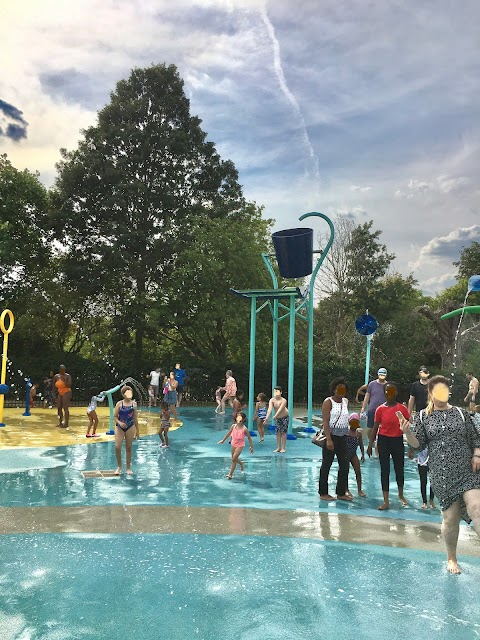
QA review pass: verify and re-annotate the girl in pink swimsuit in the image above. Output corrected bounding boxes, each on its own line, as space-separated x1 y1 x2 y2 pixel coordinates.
218 412 254 478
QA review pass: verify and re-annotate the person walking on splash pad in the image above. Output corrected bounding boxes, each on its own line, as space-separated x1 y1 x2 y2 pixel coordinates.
218 412 254 478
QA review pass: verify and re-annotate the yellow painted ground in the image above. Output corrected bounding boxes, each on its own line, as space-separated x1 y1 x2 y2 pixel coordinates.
0 406 183 449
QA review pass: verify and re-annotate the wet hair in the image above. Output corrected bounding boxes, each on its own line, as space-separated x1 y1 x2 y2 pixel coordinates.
238 411 247 423
274 386 282 392
257 392 267 402
329 378 349 395
425 375 450 416
120 385 133 398
89 387 100 397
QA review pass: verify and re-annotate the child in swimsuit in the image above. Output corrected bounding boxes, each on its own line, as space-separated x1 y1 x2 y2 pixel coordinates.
113 385 139 475
218 412 254 478
159 401 171 448
86 387 106 437
254 392 268 442
345 413 366 497
232 390 246 421
214 387 224 414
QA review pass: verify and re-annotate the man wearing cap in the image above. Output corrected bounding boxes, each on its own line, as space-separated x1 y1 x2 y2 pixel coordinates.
360 368 388 438
408 366 430 416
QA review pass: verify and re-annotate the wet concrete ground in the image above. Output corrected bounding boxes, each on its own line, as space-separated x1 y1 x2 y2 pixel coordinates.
0 406 479 639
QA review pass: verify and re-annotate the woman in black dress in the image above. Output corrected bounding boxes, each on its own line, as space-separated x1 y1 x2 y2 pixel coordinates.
401 375 480 574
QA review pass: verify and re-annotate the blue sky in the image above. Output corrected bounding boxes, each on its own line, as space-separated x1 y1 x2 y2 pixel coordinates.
1 0 479 294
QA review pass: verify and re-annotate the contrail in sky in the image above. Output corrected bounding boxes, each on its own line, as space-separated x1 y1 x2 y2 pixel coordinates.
260 6 320 183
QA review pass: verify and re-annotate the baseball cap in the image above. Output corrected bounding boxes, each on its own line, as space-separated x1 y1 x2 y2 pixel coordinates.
378 367 387 376
348 412 360 423
418 366 429 373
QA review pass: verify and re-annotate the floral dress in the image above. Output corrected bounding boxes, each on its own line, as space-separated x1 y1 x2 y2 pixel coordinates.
412 406 480 522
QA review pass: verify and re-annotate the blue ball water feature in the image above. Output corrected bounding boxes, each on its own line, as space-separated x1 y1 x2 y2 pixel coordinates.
468 274 480 292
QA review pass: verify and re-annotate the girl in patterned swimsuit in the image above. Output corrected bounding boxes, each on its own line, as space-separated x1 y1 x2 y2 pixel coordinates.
254 392 268 442
218 412 254 478
113 385 139 475
345 413 366 497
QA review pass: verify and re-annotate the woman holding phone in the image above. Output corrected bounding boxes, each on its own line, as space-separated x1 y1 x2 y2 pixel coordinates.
367 381 410 510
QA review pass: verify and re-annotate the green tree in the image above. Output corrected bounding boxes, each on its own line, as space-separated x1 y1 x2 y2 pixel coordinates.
0 154 51 298
51 64 245 365
454 241 480 280
315 217 395 360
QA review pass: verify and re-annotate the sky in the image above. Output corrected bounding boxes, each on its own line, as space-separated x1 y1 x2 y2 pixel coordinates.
1 0 479 295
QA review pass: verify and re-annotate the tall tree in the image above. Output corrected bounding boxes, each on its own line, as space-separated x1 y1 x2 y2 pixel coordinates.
51 64 244 364
454 241 480 280
0 154 51 298
315 216 395 360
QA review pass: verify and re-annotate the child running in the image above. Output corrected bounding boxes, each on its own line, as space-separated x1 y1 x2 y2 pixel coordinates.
86 387 106 437
417 447 435 509
218 411 254 478
253 392 268 441
159 401 171 448
345 413 366 497
214 386 224 413
113 385 139 475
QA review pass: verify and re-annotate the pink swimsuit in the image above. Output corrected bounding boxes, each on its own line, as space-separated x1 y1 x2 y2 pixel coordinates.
231 425 246 448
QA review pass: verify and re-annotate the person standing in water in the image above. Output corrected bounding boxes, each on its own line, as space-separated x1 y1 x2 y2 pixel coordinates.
407 366 430 459
218 412 254 478
318 378 352 501
401 375 480 574
52 365 72 429
263 386 289 453
114 385 139 475
43 371 54 409
165 372 179 421
174 362 187 407
368 381 410 510
360 367 388 440
219 370 237 414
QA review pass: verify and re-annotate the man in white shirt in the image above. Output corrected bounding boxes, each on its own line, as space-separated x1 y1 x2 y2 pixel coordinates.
149 367 161 407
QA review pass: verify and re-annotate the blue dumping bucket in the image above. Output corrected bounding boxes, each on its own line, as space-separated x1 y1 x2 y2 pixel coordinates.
468 275 480 292
272 227 313 278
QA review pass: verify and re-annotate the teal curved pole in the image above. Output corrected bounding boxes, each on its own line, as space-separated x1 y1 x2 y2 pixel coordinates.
105 382 123 435
298 212 335 430
262 253 279 395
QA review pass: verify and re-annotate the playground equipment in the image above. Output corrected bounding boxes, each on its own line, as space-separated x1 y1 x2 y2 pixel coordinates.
355 312 379 385
22 377 33 417
231 212 335 435
104 382 125 435
0 309 14 427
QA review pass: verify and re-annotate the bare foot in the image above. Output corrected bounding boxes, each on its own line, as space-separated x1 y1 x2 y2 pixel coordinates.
358 490 367 497
126 469 133 475
225 474 232 479
447 559 461 574
114 467 121 475
273 448 280 453
337 494 353 501
422 503 428 510
279 449 286 453
378 502 389 511
319 494 336 501
430 501 436 509
259 438 264 442
239 460 245 471
399 496 408 506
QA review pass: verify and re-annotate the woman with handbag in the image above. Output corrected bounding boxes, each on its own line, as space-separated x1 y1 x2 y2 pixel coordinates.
319 378 352 501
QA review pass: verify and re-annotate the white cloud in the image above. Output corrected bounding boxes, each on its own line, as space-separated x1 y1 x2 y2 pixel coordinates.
418 272 457 296
350 185 371 192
